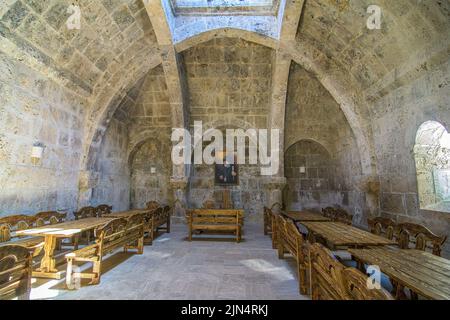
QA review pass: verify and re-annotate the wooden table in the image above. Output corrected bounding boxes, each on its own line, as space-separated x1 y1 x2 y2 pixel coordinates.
349 247 450 300
283 210 331 222
300 222 397 249
15 217 114 279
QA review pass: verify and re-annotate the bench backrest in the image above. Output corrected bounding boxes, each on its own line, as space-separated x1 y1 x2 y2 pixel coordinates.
95 218 128 253
0 215 35 243
341 268 393 300
146 201 160 210
397 222 447 256
74 206 96 220
34 211 67 227
334 208 353 225
368 217 396 240
0 245 32 300
310 243 346 300
188 209 242 225
279 216 304 262
95 215 144 254
96 205 112 217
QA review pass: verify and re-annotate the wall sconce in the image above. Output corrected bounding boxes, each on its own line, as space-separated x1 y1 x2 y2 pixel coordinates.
299 166 306 174
31 142 45 165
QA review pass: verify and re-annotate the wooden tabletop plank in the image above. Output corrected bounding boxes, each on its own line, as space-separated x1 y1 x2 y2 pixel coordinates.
283 211 331 222
349 248 450 300
301 222 397 247
15 217 115 237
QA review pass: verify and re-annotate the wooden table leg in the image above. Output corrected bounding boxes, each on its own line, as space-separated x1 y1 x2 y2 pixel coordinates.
33 235 64 279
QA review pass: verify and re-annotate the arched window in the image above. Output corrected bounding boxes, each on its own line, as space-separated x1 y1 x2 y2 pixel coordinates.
414 121 450 212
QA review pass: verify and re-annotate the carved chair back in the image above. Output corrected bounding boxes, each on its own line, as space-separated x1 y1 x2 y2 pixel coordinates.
34 211 67 227
341 268 393 300
73 206 96 220
397 222 447 256
368 217 397 240
0 245 32 300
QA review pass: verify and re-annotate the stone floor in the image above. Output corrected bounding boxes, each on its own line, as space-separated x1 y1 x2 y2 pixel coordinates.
30 223 308 300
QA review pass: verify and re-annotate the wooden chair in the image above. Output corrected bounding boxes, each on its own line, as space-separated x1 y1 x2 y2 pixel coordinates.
341 268 394 300
277 215 309 294
146 201 160 210
65 215 144 288
397 222 447 256
368 217 397 240
0 245 32 300
309 242 347 300
0 215 44 257
34 211 67 227
95 205 112 217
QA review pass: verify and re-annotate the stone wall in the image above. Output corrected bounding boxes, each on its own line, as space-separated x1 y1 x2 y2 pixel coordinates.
284 63 366 225
130 129 172 208
183 38 273 222
91 110 130 212
284 140 334 210
184 37 272 129
0 51 87 216
370 57 450 257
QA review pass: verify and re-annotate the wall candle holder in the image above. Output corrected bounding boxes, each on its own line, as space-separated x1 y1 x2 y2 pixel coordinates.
31 143 45 165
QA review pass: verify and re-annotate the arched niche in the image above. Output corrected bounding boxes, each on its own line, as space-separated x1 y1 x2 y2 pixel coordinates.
414 121 450 212
283 139 335 211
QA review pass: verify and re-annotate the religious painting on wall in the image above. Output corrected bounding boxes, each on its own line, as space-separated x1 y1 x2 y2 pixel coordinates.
215 152 239 186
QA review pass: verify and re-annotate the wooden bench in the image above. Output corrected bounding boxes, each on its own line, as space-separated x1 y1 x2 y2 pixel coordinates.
309 243 393 300
0 215 44 257
146 206 171 245
34 211 67 227
397 222 447 257
65 214 145 288
187 209 242 243
0 245 33 300
277 215 309 294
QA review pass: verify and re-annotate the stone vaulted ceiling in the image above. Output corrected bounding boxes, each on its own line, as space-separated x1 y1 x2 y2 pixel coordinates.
1 0 449 178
